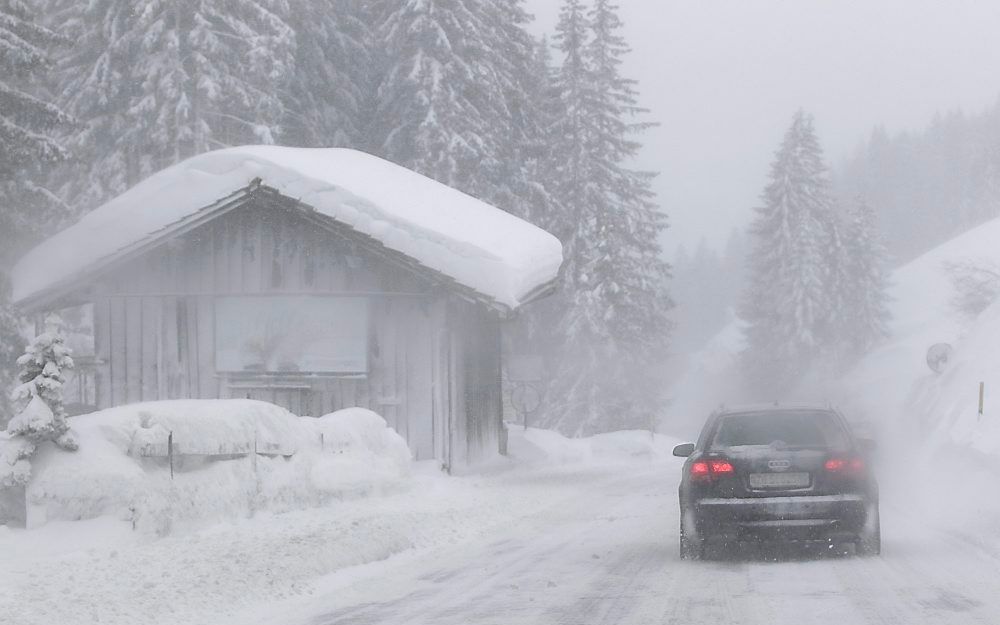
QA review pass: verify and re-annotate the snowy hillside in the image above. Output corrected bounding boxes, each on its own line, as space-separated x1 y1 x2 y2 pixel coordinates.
668 215 1000 450
838 216 1000 447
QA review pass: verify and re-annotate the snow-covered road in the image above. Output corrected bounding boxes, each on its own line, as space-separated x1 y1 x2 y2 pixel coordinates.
242 462 1000 625
5 454 1000 625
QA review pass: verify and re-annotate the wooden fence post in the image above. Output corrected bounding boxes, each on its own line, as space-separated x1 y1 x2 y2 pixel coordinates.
168 430 174 479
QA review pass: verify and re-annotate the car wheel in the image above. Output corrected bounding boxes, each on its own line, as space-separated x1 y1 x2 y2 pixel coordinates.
856 504 881 557
679 507 704 560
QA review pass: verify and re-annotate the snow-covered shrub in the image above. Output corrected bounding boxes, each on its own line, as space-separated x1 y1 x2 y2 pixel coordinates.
945 258 1000 318
23 400 411 532
0 433 34 489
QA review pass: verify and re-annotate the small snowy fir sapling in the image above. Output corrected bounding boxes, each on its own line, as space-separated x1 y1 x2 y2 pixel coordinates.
1 316 79 488
7 316 78 449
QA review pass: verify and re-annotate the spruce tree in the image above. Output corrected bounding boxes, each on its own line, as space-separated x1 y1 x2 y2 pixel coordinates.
501 34 568 355
841 198 892 358
741 111 836 393
541 0 672 436
0 0 68 421
1 316 78 488
0 0 68 189
43 0 295 212
10 315 75 429
369 0 539 210
283 0 372 149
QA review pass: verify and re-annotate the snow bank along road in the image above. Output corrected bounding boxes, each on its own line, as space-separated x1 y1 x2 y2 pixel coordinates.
3 455 1000 625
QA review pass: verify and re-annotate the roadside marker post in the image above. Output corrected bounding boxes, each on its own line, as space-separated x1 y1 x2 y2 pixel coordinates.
979 382 985 420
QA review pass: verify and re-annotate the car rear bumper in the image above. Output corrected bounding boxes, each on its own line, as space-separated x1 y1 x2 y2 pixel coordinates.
694 494 869 541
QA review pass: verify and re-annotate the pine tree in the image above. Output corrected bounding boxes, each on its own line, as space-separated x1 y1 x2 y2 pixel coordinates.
485 1 556 223
1 316 77 489
741 110 836 393
502 34 568 355
7 315 77 450
43 0 295 212
0 0 69 194
540 0 672 436
0 0 70 251
370 0 529 207
40 0 142 212
0 0 68 424
283 0 372 149
841 198 892 358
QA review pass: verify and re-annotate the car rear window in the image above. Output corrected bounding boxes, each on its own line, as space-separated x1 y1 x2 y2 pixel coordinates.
710 411 850 450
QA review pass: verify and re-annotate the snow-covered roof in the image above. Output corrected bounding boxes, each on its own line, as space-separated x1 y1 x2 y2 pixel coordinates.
12 146 563 312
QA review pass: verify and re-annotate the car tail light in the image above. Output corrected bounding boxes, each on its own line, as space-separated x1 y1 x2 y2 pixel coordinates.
710 460 734 474
690 458 734 482
825 457 865 474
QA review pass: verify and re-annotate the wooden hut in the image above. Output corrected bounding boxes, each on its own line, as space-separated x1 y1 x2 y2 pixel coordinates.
11 147 562 468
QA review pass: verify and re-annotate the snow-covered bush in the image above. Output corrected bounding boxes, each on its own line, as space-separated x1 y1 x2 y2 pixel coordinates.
23 400 411 532
944 258 1000 318
0 432 33 489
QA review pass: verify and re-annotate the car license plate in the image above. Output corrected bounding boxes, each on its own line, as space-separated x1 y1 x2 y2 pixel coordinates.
749 472 810 489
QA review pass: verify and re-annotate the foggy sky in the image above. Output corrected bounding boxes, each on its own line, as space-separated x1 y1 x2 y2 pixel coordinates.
527 0 1000 253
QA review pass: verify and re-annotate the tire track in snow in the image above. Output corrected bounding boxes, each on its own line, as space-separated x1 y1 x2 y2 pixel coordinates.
267 463 1000 625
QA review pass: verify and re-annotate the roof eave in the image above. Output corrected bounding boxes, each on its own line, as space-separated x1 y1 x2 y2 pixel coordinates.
15 183 555 319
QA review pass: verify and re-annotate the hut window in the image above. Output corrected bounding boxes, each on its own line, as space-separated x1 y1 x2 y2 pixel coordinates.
214 296 368 374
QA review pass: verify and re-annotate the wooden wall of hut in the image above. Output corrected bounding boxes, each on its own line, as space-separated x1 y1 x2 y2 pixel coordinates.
86 197 503 464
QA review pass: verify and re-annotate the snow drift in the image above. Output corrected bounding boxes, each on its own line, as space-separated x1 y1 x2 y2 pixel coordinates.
11 146 563 311
17 400 411 532
506 424 680 466
837 217 1000 440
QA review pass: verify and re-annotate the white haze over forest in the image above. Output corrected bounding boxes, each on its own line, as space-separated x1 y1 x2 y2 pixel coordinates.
5 1 1000 623
528 0 1000 252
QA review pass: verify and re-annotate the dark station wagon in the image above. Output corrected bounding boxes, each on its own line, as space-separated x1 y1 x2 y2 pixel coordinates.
673 403 880 559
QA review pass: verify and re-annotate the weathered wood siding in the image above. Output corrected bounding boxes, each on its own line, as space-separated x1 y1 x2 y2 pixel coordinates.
446 300 503 467
89 198 469 461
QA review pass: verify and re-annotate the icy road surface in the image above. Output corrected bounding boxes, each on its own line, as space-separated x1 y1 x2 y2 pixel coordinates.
4 454 1000 625
236 461 1000 625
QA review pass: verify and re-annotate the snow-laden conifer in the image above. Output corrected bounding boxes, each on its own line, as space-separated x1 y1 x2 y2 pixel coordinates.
741 110 835 392
8 315 77 450
541 0 672 436
840 198 892 357
369 0 541 211
1 316 78 489
0 0 68 184
42 0 295 211
0 0 68 423
283 0 372 149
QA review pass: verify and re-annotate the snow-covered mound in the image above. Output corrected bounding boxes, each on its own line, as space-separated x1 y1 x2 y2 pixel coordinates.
839 217 1000 446
506 425 680 466
19 400 411 532
12 146 563 311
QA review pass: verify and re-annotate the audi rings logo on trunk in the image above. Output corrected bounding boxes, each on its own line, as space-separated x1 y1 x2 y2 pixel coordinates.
768 460 792 471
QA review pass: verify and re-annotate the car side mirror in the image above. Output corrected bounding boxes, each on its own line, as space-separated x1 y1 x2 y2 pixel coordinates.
859 438 877 454
673 443 695 457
